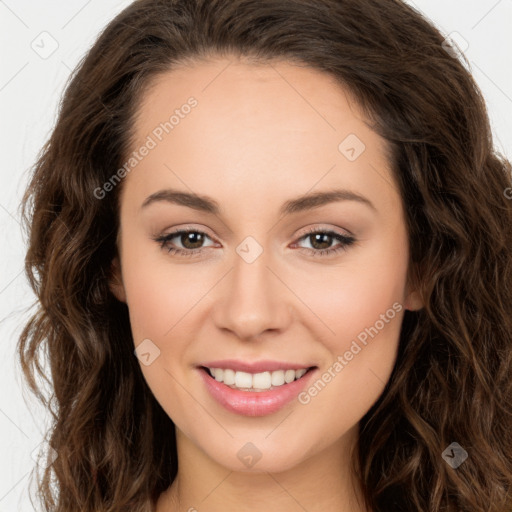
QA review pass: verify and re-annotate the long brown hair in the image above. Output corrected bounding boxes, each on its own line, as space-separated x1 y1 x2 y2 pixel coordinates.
18 0 512 510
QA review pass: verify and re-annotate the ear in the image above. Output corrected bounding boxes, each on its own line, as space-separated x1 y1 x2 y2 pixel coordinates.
404 288 423 311
109 256 127 303
403 263 423 311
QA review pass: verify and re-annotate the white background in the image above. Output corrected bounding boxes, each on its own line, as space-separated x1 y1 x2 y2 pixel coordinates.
1 0 511 510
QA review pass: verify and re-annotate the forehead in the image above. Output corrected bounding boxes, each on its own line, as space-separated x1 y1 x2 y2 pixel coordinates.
134 57 371 145
122 57 399 216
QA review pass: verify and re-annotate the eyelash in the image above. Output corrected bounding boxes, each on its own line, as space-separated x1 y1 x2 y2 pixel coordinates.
153 227 356 258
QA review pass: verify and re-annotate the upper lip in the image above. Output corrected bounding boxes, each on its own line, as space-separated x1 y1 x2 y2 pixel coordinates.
198 359 316 373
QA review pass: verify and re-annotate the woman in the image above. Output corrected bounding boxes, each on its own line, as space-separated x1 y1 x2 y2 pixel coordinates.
18 0 512 510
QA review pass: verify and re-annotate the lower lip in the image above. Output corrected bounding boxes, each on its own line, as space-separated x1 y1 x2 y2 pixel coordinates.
198 367 317 417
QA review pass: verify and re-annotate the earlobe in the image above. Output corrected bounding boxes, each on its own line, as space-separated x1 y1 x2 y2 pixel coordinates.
404 289 423 311
404 264 424 311
109 256 127 303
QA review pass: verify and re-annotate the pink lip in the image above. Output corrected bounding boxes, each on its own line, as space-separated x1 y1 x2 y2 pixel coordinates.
199 359 314 373
197 366 317 417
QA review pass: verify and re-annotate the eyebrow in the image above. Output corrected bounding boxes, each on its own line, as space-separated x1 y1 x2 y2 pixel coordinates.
141 188 377 216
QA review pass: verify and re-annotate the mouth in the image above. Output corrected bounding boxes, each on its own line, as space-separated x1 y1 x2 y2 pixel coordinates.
200 365 316 392
197 362 318 416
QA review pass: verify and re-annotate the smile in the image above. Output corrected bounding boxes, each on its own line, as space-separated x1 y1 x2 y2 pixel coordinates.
206 367 309 391
197 362 318 416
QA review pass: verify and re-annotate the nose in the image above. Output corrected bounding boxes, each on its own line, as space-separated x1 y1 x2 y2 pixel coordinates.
211 243 292 342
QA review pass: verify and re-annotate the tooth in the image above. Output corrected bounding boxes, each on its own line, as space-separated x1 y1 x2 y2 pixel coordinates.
235 371 253 388
295 368 307 379
271 370 285 386
252 371 272 389
207 366 310 389
284 369 296 383
223 368 236 385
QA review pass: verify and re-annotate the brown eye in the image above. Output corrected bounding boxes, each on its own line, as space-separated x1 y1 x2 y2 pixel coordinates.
307 232 334 250
179 231 206 250
153 229 215 257
293 228 356 257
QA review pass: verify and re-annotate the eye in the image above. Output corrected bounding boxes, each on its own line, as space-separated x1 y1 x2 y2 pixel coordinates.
292 227 356 257
152 226 356 258
153 228 217 258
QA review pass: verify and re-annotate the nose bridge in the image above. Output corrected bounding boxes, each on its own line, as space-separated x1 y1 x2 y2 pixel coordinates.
212 234 290 340
233 235 271 296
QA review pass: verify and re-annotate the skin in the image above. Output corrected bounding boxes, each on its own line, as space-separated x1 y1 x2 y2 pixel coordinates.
109 56 423 512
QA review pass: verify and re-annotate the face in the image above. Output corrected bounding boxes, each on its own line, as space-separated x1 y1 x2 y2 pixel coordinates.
110 57 422 474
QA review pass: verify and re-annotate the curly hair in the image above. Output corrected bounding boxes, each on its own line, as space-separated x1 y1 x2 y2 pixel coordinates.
18 0 512 510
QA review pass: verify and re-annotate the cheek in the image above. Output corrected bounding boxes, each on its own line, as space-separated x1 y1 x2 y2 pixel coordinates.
120 234 206 341
290 235 408 357
119 243 205 417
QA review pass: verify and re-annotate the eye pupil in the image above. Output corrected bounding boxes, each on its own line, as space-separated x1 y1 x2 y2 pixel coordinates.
182 232 204 249
311 233 332 250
